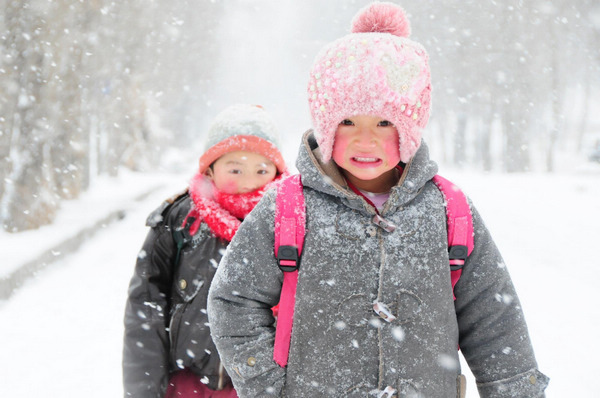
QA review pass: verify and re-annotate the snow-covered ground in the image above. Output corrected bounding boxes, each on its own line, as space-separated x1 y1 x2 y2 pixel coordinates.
0 170 188 397
0 170 177 282
0 164 598 397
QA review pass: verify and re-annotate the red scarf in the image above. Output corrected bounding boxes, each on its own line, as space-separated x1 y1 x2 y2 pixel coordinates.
184 172 282 242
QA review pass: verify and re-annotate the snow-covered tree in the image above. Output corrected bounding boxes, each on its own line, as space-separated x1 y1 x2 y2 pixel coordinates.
1 0 598 231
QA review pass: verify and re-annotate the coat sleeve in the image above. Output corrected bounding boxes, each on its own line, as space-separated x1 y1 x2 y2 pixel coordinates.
454 203 549 397
122 203 178 398
207 190 286 397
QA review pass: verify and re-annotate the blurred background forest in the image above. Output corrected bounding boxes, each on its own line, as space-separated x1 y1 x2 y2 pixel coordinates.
1 0 599 232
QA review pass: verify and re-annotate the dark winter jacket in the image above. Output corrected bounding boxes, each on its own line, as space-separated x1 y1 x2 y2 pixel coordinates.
207 130 549 397
123 191 231 397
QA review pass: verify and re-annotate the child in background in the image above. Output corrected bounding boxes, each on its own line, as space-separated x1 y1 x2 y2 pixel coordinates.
207 3 548 398
123 104 287 398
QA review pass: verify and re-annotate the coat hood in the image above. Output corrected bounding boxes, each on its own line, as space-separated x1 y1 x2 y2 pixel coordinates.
295 130 438 214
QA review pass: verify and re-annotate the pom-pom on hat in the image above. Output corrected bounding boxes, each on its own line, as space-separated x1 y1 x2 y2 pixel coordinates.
198 104 286 174
307 2 431 163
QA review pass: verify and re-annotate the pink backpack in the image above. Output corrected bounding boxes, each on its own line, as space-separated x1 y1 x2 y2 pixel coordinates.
273 174 474 367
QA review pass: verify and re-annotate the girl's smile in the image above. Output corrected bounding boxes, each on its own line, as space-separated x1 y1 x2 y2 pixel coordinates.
332 115 401 192
349 156 383 168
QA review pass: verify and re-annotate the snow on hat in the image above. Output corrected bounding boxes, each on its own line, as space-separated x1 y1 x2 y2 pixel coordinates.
198 104 286 174
307 2 431 163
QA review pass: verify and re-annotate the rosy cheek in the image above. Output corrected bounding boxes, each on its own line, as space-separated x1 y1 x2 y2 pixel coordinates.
332 133 351 163
383 134 401 164
219 179 239 194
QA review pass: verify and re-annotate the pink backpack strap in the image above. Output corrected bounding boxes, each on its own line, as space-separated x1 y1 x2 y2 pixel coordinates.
273 174 305 367
432 175 474 299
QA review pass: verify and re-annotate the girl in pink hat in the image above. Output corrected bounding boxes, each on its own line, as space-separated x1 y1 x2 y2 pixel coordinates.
123 104 287 398
208 3 548 397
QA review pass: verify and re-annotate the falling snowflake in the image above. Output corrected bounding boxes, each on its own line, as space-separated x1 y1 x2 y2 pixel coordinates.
391 326 405 342
437 354 459 371
334 321 347 330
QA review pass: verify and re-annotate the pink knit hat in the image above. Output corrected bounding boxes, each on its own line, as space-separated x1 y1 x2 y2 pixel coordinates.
307 2 431 163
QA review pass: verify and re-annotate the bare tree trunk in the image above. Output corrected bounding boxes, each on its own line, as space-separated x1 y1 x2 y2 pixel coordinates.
0 85 13 209
0 0 16 224
479 107 494 172
51 20 86 199
546 11 567 172
1 3 58 231
503 105 530 173
576 64 591 153
453 113 467 167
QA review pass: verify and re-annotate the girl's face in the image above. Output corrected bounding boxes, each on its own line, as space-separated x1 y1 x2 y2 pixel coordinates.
332 115 401 193
206 151 277 194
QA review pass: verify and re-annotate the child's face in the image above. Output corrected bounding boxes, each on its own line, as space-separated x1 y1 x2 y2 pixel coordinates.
332 115 401 192
206 151 277 194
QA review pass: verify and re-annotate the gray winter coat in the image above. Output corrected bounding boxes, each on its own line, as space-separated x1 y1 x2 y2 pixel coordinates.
207 131 549 397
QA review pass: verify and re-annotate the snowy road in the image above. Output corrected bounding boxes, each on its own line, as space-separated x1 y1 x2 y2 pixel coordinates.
2 206 135 395
1 169 599 397
0 180 181 398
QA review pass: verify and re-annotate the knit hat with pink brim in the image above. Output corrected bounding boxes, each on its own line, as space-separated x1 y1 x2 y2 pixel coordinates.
198 104 287 174
307 2 431 163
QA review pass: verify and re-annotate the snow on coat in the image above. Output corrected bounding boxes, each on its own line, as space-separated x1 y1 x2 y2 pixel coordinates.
207 131 549 397
123 191 232 396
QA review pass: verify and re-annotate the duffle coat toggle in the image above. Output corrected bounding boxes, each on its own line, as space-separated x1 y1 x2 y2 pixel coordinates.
372 214 396 232
378 386 398 398
373 301 396 323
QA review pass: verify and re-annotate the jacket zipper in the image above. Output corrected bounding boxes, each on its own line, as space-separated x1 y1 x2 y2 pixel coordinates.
168 304 183 365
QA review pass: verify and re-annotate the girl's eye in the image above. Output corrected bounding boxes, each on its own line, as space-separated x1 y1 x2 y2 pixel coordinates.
257 170 268 175
378 120 394 127
228 169 242 175
339 119 354 126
